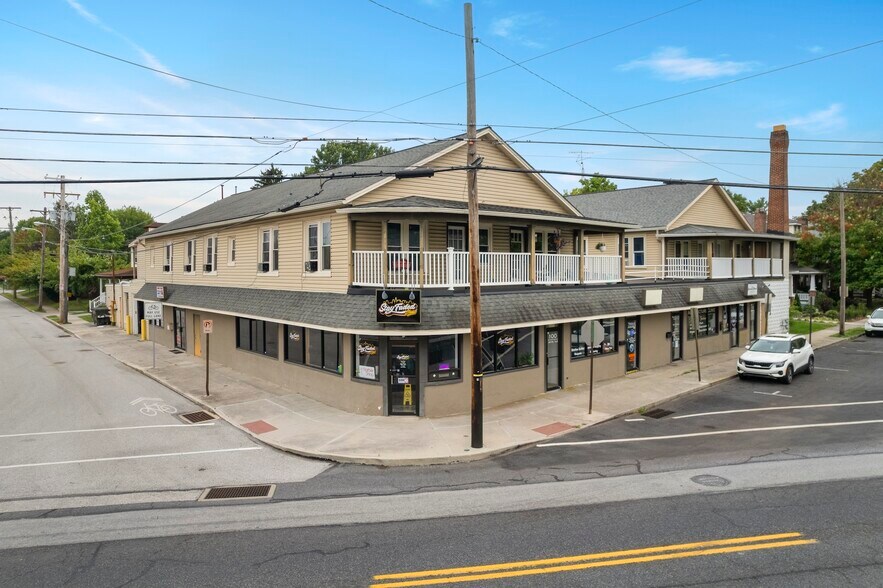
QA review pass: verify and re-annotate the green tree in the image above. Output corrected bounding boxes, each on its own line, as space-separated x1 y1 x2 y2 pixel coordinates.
724 188 766 213
302 141 394 175
565 175 618 195
76 190 125 252
112 206 154 243
251 164 286 190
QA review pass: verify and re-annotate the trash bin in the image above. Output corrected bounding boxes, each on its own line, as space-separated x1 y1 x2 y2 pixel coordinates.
91 305 111 326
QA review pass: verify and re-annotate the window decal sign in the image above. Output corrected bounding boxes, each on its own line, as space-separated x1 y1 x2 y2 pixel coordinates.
376 290 420 323
358 340 377 355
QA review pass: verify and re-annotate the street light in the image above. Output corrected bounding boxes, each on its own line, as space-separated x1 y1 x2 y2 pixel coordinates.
22 224 48 312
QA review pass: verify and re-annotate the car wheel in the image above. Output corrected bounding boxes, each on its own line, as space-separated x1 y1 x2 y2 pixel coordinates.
782 365 794 385
806 356 814 374
738 373 746 380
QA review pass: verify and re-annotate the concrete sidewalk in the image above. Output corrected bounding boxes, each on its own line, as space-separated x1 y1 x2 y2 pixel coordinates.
51 317 864 465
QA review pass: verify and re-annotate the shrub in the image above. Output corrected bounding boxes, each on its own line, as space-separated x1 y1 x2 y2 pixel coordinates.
846 303 868 320
815 291 834 312
825 309 839 320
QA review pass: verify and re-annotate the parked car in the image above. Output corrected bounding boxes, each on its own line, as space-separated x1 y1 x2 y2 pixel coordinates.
865 308 883 337
737 334 814 384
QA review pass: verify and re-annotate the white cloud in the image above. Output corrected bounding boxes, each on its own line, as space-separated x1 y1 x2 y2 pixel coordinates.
489 14 542 48
619 47 755 81
66 0 186 87
806 45 824 54
757 103 846 133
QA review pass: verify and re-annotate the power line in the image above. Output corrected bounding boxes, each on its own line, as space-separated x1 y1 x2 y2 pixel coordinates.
519 153 865 170
0 127 430 143
500 139 883 157
0 156 426 167
517 38 883 139
4 106 883 145
0 18 375 114
366 0 462 38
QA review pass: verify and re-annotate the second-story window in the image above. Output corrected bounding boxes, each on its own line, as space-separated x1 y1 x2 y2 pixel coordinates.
228 237 236 265
631 237 645 266
204 236 218 273
258 229 279 273
163 243 173 273
185 240 196 273
307 221 331 272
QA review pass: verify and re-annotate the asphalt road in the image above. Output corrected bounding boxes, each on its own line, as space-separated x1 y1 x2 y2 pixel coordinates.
0 296 329 503
0 478 879 587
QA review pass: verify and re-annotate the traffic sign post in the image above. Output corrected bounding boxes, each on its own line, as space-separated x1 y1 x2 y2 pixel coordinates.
202 320 213 396
808 289 817 345
588 320 604 414
144 302 163 370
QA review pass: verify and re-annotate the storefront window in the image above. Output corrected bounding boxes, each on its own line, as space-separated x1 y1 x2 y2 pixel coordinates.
571 319 617 358
307 328 342 374
236 317 278 358
354 335 379 381
284 325 305 364
481 328 536 374
688 307 720 339
428 335 460 381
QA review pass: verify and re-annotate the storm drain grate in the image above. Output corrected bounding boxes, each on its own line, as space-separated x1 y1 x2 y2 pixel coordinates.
199 484 275 501
169 349 184 354
643 408 674 419
179 410 217 424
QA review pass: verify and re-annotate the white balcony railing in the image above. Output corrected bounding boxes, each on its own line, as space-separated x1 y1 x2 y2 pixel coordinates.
423 249 469 288
352 250 384 286
665 257 708 279
711 257 733 279
754 258 772 277
481 252 530 286
584 255 622 283
771 258 784 277
734 257 753 278
535 253 580 284
386 251 422 288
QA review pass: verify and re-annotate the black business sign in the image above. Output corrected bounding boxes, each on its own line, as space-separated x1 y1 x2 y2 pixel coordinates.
376 290 421 324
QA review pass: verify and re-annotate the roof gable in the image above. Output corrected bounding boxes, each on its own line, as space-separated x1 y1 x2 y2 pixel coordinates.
567 183 708 228
667 185 753 231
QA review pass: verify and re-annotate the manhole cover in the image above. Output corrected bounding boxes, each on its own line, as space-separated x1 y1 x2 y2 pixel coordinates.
199 484 275 501
180 410 217 424
643 408 674 419
690 474 731 487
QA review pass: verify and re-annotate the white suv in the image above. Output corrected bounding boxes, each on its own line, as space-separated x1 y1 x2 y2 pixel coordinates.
865 308 883 337
737 334 814 384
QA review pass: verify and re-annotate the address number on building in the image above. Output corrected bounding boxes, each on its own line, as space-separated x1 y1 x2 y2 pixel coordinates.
202 320 213 334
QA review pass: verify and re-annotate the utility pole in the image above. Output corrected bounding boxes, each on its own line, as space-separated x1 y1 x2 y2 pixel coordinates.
45 176 80 325
464 2 483 449
3 206 21 254
30 207 48 312
838 191 846 336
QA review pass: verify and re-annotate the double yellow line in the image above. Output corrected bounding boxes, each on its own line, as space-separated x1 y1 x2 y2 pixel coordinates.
370 532 816 587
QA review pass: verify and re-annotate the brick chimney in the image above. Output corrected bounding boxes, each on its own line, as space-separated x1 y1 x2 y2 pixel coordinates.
767 124 789 233
753 210 767 233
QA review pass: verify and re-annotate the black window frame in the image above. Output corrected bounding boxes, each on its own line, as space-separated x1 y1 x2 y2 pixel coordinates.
571 318 618 359
428 334 461 382
284 325 305 365
236 317 279 358
480 327 537 375
353 335 380 382
687 307 720 339
306 328 342 375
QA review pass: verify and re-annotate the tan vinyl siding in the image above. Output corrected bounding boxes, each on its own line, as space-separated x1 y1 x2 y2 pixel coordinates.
427 220 449 251
140 210 352 294
625 231 662 266
584 232 620 256
671 187 749 230
353 219 382 250
492 225 510 252
357 139 573 214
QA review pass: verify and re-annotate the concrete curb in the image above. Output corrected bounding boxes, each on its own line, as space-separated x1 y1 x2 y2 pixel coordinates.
46 316 863 467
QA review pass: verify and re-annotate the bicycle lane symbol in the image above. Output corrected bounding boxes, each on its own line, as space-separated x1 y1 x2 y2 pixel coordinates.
130 397 178 417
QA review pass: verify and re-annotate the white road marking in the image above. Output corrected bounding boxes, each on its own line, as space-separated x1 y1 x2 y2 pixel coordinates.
537 420 883 447
129 397 165 405
0 447 260 470
0 422 215 439
815 367 849 372
672 400 883 420
855 350 883 354
624 418 645 422
753 390 792 398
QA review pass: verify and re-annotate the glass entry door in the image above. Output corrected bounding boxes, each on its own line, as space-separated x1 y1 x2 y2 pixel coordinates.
173 308 186 350
728 306 739 348
671 313 682 362
749 303 757 341
389 339 418 415
625 317 639 372
545 326 561 391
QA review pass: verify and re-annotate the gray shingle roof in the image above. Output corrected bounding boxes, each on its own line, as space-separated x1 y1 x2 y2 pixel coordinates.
567 183 709 228
147 138 464 236
135 280 771 334
664 224 797 240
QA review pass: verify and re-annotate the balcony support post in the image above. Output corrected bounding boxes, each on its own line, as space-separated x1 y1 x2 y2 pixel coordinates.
577 230 586 284
446 246 455 291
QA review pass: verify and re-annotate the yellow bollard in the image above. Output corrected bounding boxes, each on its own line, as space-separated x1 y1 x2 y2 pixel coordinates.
125 315 131 335
140 319 147 341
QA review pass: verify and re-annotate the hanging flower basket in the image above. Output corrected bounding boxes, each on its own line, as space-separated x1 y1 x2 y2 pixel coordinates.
595 242 607 252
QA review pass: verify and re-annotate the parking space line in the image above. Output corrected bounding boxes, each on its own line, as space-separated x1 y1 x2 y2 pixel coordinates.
672 400 883 420
0 423 215 439
753 391 792 398
0 447 260 470
537 420 883 447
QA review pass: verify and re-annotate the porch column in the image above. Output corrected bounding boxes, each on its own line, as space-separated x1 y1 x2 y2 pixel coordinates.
706 239 713 280
751 240 757 277
528 224 536 285
381 221 388 288
619 232 626 281
730 240 736 277
577 229 585 284
348 217 355 287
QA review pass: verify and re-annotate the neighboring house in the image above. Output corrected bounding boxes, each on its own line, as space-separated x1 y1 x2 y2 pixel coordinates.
569 182 794 336
112 128 778 420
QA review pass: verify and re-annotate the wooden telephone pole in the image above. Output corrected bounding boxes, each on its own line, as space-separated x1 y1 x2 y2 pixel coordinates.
45 176 79 325
464 2 483 449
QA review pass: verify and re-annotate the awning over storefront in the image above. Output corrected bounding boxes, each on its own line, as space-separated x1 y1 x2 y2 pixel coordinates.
135 280 772 336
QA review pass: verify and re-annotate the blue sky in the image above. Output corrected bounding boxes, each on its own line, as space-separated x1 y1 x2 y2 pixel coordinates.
1 0 882 227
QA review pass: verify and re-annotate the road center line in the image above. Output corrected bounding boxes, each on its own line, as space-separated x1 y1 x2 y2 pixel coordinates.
814 367 849 372
537 420 883 447
855 349 883 354
0 447 260 470
672 400 883 420
0 422 215 439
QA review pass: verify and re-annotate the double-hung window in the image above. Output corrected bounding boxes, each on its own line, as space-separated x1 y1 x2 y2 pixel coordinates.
228 237 237 266
258 229 279 273
631 237 645 266
163 243 173 273
204 236 218 273
185 240 196 273
307 221 332 272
